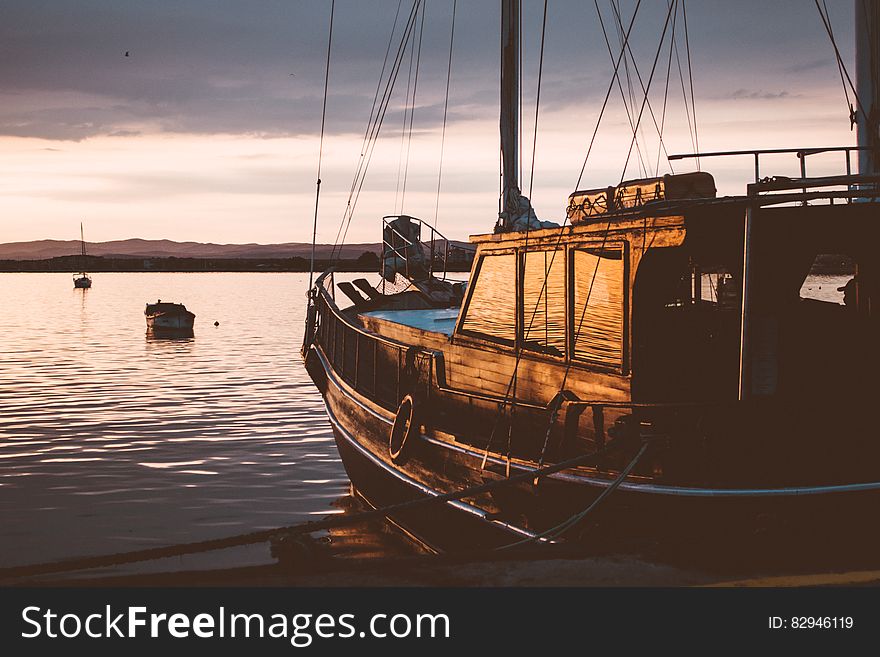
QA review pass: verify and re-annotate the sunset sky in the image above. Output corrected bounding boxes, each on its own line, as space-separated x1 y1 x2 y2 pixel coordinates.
0 0 862 245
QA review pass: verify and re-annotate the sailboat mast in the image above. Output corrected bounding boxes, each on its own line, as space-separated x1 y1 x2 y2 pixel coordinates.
856 0 880 176
499 0 521 230
80 222 86 258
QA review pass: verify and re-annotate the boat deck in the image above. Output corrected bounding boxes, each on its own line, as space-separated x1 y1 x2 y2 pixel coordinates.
360 307 460 336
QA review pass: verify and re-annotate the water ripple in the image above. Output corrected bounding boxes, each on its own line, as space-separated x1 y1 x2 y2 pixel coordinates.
0 272 349 568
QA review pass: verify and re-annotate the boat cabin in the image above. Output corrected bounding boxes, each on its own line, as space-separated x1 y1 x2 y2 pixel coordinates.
301 0 880 552
407 175 875 409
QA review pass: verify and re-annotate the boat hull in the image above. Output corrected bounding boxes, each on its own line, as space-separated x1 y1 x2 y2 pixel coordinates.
73 277 91 289
146 314 195 330
307 342 880 562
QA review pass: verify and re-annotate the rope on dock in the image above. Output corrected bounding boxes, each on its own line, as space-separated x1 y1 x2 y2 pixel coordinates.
0 440 642 581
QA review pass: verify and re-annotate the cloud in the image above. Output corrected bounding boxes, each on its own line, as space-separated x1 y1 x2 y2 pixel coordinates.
726 89 798 100
0 0 863 245
785 58 834 74
0 0 856 142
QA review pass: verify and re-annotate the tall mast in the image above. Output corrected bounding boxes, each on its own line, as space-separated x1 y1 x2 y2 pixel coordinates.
856 0 880 175
80 222 86 258
499 0 521 231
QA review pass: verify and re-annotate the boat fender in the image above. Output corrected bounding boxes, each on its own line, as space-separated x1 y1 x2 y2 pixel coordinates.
389 394 418 463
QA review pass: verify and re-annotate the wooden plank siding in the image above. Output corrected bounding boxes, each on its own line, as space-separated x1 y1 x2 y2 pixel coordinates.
314 216 687 465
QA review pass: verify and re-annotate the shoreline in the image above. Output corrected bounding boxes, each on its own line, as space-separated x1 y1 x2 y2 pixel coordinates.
0 256 473 274
10 550 880 588
0 256 359 274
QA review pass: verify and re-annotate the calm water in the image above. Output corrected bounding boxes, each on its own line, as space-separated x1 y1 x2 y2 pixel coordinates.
0 272 393 571
0 270 847 573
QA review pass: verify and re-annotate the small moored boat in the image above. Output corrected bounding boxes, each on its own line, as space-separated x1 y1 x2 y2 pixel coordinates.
145 300 195 333
73 274 91 289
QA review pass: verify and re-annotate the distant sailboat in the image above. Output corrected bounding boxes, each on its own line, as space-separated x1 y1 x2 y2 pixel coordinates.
73 222 92 289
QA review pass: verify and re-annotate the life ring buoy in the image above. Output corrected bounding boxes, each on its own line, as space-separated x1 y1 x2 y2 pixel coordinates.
389 394 418 463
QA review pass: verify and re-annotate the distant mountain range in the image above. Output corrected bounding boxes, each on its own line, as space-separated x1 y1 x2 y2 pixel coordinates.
0 239 383 261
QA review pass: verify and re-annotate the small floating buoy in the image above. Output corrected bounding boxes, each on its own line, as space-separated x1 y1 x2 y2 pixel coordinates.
214 321 219 327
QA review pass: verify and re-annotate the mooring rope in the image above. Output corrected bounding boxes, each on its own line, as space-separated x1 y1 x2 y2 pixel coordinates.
498 441 651 550
0 441 633 581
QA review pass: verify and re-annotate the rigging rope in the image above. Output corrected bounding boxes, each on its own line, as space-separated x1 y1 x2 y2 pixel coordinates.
654 0 678 176
574 0 643 191
526 0 548 199
399 0 427 214
823 0 857 128
596 1 649 176
606 0 687 178
395 4 418 214
671 16 696 161
333 0 404 259
612 0 649 176
681 0 700 169
336 1 422 257
308 0 335 291
618 1 676 183
331 0 423 262
433 0 457 228
827 0 855 125
329 0 410 260
814 0 868 130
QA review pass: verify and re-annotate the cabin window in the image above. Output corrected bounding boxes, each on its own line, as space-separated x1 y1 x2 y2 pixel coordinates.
799 254 855 305
571 247 625 368
696 267 740 310
631 249 741 401
522 250 566 356
459 252 516 344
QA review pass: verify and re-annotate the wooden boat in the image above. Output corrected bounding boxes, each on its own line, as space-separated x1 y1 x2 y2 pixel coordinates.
73 222 92 289
303 1 880 555
145 301 195 334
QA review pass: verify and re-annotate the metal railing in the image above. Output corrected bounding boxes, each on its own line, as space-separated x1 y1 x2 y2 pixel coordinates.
668 146 867 184
312 275 432 411
381 215 475 283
